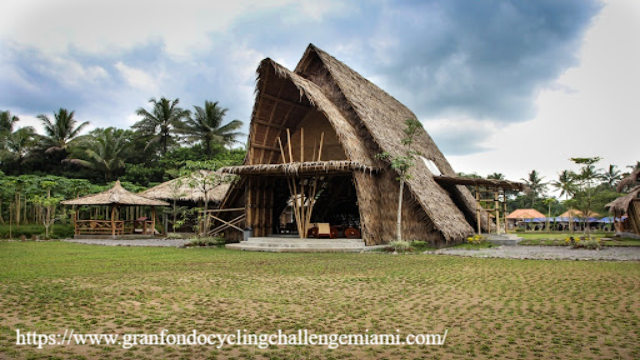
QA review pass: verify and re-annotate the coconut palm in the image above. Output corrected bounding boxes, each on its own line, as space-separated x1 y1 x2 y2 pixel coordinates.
133 97 190 155
36 108 89 154
601 164 622 188
552 170 577 201
0 110 19 134
0 127 37 174
521 170 548 206
67 128 130 181
181 101 244 156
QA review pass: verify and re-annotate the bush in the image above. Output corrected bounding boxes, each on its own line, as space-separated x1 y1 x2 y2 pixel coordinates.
515 228 525 233
466 235 486 244
0 224 75 240
565 236 602 250
186 237 226 247
388 240 412 253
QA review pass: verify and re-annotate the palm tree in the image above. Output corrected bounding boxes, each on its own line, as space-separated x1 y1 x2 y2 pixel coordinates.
37 108 89 154
0 110 19 134
181 101 244 156
67 128 130 181
487 172 505 180
552 170 577 200
133 98 190 155
521 170 548 206
0 127 37 174
601 164 622 188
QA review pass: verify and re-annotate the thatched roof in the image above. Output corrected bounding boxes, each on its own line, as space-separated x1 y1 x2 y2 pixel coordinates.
220 161 379 176
229 43 505 244
617 169 640 192
506 209 545 219
607 185 640 213
434 175 525 191
295 44 482 241
138 170 232 203
559 209 600 218
62 180 169 206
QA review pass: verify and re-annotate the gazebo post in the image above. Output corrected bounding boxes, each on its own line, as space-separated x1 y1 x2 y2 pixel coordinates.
111 204 116 237
151 207 157 235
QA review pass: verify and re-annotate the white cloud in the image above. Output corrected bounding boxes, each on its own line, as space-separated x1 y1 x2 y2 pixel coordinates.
447 0 640 186
114 62 161 92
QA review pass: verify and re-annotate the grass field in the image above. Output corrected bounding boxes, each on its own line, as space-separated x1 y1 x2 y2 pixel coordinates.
1 242 639 359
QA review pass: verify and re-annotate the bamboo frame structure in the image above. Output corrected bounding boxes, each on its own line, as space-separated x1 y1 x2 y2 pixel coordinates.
275 128 325 238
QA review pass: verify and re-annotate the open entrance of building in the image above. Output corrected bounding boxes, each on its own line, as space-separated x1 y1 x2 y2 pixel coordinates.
274 174 361 238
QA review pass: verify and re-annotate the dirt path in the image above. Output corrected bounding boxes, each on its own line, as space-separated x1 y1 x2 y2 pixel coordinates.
64 239 191 247
430 245 640 261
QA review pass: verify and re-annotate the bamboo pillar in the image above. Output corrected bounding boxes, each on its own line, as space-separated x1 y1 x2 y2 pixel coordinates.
494 186 500 234
503 190 508 234
475 185 481 235
111 204 116 236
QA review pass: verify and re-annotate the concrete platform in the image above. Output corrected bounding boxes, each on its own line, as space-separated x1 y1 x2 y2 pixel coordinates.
486 233 523 246
226 237 385 253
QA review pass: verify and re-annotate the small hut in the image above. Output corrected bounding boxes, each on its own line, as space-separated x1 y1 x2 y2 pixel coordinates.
506 209 545 229
606 169 640 235
139 171 231 205
138 171 233 233
62 180 169 238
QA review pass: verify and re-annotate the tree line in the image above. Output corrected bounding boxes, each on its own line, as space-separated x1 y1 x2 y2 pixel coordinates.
0 98 245 184
460 159 640 218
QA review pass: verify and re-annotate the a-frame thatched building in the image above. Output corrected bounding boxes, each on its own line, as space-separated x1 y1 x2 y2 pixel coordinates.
220 44 492 246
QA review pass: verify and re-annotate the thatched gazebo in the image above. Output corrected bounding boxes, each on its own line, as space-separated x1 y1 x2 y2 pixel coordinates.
606 169 640 235
217 44 522 246
138 170 231 204
62 180 169 238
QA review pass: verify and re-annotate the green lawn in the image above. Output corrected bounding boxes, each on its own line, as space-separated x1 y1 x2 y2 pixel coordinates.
516 232 640 247
1 242 639 359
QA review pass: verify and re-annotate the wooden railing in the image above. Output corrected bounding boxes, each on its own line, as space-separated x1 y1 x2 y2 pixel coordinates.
75 220 155 236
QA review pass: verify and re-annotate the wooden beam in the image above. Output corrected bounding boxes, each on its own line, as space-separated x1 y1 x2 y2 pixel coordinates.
255 120 288 130
250 142 280 152
261 93 310 110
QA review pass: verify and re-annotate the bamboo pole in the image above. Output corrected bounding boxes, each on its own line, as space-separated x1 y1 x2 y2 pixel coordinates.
475 185 481 235
279 136 303 238
111 205 116 237
494 186 500 234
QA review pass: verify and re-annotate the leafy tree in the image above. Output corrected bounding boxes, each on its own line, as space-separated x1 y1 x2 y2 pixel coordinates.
487 172 505 180
521 170 548 206
133 98 190 155
67 128 130 181
566 157 603 236
552 169 578 231
601 164 622 188
0 110 19 134
37 108 89 154
181 101 244 156
0 127 37 174
376 119 422 241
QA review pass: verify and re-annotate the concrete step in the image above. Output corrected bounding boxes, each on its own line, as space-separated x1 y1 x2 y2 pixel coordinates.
486 234 522 246
226 237 376 253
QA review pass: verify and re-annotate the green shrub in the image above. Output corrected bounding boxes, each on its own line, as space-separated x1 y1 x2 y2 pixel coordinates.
186 237 226 247
564 236 602 250
515 228 525 233
389 240 412 253
0 224 74 240
466 235 487 244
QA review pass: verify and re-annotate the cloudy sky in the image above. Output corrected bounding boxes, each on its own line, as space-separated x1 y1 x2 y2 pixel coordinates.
1 0 638 187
